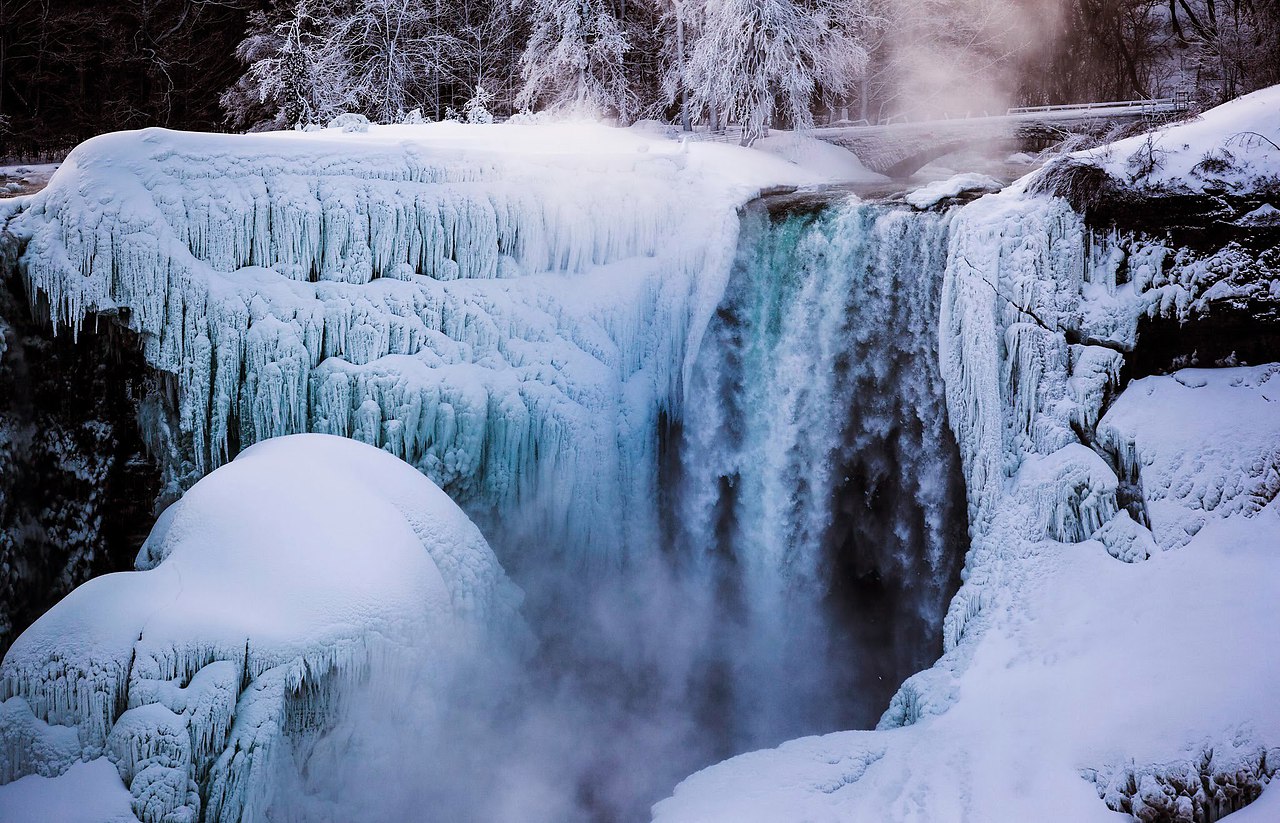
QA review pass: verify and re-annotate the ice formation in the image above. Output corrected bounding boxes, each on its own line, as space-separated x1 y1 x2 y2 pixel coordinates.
0 122 815 562
655 89 1280 822
0 434 522 823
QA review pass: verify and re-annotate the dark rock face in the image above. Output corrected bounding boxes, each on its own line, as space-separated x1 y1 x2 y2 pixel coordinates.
1029 157 1280 382
0 274 162 652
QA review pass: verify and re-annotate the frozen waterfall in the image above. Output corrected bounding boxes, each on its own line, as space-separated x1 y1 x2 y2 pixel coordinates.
1 125 976 822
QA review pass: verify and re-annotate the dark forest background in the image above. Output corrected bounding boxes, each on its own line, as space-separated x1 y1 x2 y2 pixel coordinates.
1 0 1277 160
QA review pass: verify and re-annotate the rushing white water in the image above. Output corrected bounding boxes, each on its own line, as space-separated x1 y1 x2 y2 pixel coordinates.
671 195 968 746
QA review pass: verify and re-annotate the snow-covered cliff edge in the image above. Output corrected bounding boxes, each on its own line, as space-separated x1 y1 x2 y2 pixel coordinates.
0 122 815 568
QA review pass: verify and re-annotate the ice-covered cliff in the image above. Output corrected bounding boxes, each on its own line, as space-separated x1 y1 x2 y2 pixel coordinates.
0 434 522 823
0 122 816 567
656 87 1280 822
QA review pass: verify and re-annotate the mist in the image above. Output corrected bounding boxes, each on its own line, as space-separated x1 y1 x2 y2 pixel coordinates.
874 0 1068 120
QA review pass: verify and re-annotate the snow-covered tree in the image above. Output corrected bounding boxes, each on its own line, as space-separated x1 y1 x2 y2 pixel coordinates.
222 2 349 131
326 0 461 124
517 0 636 120
683 0 869 144
465 85 496 122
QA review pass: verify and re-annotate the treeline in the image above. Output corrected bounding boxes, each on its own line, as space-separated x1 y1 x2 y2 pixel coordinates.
1 0 1277 156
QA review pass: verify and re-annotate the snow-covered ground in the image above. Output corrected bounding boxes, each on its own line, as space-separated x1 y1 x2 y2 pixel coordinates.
0 434 521 823
1080 85 1280 192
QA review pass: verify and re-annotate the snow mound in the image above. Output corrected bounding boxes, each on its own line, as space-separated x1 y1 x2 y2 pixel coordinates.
1238 203 1280 226
0 433 521 823
904 172 1003 209
1 122 814 562
1099 365 1280 550
655 367 1280 822
0 758 139 823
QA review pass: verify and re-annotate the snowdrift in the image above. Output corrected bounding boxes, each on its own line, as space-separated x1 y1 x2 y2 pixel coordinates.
0 434 522 823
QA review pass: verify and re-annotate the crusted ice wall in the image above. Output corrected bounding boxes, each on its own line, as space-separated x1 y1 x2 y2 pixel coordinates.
928 189 1169 659
893 173 1279 725
675 195 968 740
0 434 523 823
2 124 789 562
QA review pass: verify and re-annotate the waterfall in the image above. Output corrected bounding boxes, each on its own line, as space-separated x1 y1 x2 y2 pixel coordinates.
2 159 974 821
673 193 969 744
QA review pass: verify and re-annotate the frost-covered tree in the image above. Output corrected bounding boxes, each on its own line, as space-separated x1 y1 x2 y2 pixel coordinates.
684 0 868 144
326 0 462 123
222 2 349 131
225 0 466 128
465 85 496 122
1170 0 1280 103
517 0 636 120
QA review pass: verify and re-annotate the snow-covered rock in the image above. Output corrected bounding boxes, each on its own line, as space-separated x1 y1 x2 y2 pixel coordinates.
0 434 522 823
905 172 1002 209
1 121 816 562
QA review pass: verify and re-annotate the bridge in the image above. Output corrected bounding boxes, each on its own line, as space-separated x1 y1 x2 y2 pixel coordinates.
810 97 1191 178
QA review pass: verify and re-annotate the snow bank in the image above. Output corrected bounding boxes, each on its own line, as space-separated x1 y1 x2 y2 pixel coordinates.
655 367 1280 822
1 122 817 561
0 433 521 823
1098 365 1280 551
1084 84 1280 193
0 758 139 823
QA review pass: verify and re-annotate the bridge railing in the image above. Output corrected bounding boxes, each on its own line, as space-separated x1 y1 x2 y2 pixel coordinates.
1006 96 1190 116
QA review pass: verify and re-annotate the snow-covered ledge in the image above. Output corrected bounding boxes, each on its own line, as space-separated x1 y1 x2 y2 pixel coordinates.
0 122 820 563
655 87 1280 822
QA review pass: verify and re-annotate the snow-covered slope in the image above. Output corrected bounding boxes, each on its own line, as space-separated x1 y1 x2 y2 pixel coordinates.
1086 85 1280 193
1 121 816 562
0 434 522 823
654 91 1280 822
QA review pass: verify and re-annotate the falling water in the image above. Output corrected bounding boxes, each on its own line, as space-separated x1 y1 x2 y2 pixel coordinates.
399 192 973 822
672 192 969 745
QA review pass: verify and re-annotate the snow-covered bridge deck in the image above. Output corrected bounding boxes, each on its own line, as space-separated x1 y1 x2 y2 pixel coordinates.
813 97 1191 177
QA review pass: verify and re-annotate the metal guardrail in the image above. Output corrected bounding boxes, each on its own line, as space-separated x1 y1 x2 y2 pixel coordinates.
1006 95 1190 116
670 93 1193 142
680 125 746 144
